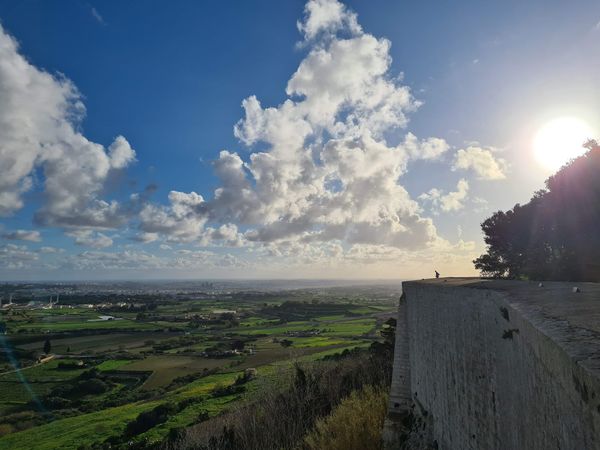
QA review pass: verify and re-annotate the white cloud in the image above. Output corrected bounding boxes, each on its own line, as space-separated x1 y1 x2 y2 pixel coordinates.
60 248 247 271
139 1 446 253
402 132 450 160
1 0 489 276
139 191 207 242
452 146 507 180
0 24 136 227
131 232 159 243
108 136 136 169
66 229 113 249
199 224 247 247
419 179 469 213
63 250 161 270
2 229 41 242
38 246 64 254
0 243 39 269
297 0 361 41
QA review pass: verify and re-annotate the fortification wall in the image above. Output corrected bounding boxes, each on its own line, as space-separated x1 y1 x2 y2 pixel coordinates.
386 279 600 450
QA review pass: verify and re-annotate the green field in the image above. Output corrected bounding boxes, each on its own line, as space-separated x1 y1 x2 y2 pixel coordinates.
15 332 177 354
0 285 397 448
123 355 228 389
0 360 85 412
0 372 242 450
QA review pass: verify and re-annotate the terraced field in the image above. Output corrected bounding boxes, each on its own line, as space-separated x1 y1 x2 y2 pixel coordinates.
0 286 397 449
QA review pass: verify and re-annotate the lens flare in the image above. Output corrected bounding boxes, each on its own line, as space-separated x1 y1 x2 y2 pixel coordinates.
533 117 594 171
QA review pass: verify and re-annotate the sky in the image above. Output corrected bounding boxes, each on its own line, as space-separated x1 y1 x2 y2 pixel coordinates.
0 0 599 281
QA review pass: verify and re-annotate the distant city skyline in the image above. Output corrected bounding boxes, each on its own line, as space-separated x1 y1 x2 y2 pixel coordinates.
1 0 599 280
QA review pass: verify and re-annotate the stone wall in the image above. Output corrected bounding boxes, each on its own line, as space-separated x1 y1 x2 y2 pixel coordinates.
385 278 600 450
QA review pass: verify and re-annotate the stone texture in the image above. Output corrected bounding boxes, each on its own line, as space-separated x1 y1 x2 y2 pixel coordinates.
386 278 600 450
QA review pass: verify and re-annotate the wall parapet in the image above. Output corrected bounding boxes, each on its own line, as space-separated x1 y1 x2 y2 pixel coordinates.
385 278 600 450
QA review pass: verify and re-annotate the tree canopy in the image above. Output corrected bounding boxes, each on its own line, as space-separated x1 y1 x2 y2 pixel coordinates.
474 140 600 281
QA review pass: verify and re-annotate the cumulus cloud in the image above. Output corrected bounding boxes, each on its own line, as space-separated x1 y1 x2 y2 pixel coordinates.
140 0 448 254
419 179 469 213
452 146 506 180
59 248 247 271
2 229 41 242
2 0 486 276
403 132 450 160
131 232 159 243
297 0 361 41
66 229 113 248
199 224 247 247
63 250 161 271
0 23 136 227
0 243 39 269
38 246 64 254
138 191 207 242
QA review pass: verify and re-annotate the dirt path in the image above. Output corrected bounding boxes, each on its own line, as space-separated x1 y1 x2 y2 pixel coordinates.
0 354 54 376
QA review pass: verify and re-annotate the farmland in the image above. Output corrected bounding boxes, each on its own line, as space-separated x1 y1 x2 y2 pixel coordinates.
0 281 399 449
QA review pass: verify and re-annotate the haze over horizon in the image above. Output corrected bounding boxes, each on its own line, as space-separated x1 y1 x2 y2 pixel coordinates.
1 0 599 281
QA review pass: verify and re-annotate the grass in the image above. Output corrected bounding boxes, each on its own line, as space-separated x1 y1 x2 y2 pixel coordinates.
136 394 239 444
291 343 372 363
122 356 228 390
11 319 158 333
236 318 376 338
96 360 133 371
0 372 242 450
0 360 85 412
320 319 376 337
235 321 317 336
304 385 388 450
0 292 390 449
16 332 177 354
4 309 165 333
239 317 280 327
287 336 348 348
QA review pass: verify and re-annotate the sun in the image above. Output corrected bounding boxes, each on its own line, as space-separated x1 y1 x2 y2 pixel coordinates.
533 117 594 171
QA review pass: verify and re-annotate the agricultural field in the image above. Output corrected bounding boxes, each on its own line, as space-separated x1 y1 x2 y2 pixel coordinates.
0 282 399 449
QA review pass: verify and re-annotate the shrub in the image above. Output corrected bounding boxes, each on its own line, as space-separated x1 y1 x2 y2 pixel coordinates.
45 396 72 410
125 402 178 437
77 378 109 395
178 350 393 450
211 383 245 398
304 385 388 450
0 423 15 437
280 339 293 348
78 368 100 380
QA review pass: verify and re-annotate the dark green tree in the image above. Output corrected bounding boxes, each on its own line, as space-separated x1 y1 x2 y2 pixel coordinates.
280 339 293 348
43 338 51 355
474 140 600 281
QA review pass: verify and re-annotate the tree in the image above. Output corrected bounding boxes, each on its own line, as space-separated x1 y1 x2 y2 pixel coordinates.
230 339 245 351
280 339 293 348
43 338 51 355
474 140 600 281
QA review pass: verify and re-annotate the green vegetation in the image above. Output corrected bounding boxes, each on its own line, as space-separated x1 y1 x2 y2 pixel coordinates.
304 385 389 450
96 360 132 371
172 341 395 450
475 140 600 281
123 356 226 390
0 284 397 449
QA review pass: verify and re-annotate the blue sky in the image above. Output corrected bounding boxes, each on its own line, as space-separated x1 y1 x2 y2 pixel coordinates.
0 0 599 280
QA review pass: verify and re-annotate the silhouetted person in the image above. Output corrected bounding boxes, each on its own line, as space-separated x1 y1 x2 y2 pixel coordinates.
435 270 440 279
